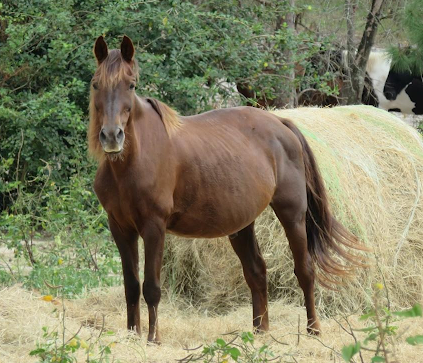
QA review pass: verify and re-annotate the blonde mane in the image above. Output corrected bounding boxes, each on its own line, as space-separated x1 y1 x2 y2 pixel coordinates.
146 98 182 137
88 96 104 162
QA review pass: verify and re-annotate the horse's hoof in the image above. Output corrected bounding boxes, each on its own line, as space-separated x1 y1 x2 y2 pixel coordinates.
253 325 269 335
147 332 162 345
307 326 321 336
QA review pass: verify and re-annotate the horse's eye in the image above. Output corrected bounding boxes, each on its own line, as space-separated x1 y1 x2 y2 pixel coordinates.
126 107 131 113
92 82 99 90
129 83 135 90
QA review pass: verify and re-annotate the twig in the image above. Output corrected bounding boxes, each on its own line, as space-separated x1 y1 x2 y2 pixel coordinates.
342 316 365 363
0 255 16 280
269 334 289 346
373 293 390 363
297 314 300 346
15 129 24 187
44 280 64 289
81 239 99 271
182 344 203 351
295 333 343 359
23 235 36 266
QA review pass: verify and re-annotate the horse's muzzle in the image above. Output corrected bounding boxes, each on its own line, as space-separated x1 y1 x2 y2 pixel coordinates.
99 126 125 153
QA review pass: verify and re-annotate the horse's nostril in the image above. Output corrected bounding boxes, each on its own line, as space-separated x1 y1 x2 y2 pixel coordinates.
99 129 107 143
116 128 124 141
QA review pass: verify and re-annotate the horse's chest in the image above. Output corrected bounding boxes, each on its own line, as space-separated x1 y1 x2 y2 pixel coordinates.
94 171 170 231
94 174 136 219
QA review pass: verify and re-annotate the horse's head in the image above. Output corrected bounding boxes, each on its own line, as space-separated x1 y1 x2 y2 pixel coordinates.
89 36 139 159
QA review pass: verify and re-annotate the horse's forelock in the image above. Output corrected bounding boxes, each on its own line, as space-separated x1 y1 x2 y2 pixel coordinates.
93 49 139 88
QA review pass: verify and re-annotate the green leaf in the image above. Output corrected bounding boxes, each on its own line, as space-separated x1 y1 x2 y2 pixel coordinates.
364 333 379 345
393 304 422 318
216 338 226 348
341 342 361 362
360 310 376 320
371 356 385 362
406 335 423 346
29 348 46 356
356 325 378 332
259 344 269 353
202 346 211 354
228 347 241 360
241 332 254 344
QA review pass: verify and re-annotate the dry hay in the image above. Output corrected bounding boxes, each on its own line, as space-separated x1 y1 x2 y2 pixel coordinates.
162 105 423 315
1 285 422 363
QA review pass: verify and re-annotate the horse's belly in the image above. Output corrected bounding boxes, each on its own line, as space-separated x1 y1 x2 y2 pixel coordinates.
167 192 272 238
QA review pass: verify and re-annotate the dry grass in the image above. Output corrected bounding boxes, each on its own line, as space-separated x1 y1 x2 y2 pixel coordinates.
1 105 423 362
0 285 421 363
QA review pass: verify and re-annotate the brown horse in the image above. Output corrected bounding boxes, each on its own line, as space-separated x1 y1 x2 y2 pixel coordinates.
89 36 364 343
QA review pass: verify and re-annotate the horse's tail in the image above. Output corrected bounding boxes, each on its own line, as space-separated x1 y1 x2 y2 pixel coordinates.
281 118 366 286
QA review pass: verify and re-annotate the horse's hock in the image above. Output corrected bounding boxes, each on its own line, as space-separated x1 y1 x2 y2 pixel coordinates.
162 105 423 314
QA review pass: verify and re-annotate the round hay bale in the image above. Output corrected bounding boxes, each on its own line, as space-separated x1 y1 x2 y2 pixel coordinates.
160 105 423 315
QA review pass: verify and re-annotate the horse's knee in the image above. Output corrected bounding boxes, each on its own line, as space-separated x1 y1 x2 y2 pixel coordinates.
244 258 267 292
142 280 161 306
294 260 315 290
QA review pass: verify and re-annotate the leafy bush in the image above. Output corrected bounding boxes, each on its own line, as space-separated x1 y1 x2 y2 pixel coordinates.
0 165 121 297
30 326 118 363
178 331 278 363
341 285 423 363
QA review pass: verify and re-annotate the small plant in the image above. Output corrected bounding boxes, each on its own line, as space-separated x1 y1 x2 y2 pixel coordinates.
179 331 278 363
30 325 118 363
341 284 423 363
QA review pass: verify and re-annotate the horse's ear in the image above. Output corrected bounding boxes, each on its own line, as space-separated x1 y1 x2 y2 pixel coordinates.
121 35 135 63
94 36 108 64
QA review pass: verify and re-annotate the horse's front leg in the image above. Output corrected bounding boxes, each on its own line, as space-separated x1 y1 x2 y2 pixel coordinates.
109 218 141 334
141 220 166 344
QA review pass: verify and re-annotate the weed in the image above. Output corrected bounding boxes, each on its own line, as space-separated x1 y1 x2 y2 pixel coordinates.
341 284 423 362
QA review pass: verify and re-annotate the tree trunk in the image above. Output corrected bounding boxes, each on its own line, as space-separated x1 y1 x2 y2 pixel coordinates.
343 0 358 105
273 0 296 108
343 0 386 105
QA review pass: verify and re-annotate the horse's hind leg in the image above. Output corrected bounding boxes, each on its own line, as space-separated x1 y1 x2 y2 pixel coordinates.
229 222 269 332
271 198 321 335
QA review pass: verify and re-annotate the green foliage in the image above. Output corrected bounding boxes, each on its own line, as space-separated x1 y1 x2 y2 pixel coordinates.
0 165 122 298
388 0 423 75
341 285 423 362
179 331 277 363
25 264 121 298
30 326 117 363
341 342 361 362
